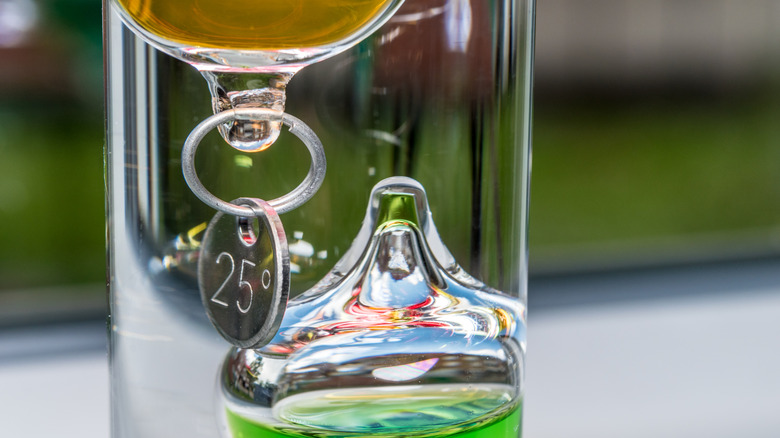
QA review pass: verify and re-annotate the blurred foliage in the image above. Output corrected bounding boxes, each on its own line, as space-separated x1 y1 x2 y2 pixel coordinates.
44 0 103 42
531 94 780 268
0 0 104 291
0 101 104 290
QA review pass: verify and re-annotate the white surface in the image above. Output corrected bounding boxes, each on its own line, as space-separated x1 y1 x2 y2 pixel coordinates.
1 290 779 437
524 290 780 438
0 352 109 437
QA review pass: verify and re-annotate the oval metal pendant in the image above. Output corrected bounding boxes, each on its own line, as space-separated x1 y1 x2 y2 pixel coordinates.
198 198 290 348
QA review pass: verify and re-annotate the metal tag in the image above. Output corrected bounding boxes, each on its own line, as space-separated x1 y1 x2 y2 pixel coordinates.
198 198 290 348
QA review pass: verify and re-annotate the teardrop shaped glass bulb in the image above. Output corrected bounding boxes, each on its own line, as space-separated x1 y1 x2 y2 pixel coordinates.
219 177 526 437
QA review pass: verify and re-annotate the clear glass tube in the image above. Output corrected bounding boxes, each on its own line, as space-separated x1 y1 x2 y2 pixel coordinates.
105 1 534 437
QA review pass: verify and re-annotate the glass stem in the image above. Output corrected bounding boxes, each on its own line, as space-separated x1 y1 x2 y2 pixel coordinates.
201 70 297 152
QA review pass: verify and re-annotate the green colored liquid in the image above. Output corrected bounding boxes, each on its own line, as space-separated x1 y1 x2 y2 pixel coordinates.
226 404 521 438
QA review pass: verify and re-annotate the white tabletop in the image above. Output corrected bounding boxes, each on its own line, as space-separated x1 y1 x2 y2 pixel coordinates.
2 261 779 438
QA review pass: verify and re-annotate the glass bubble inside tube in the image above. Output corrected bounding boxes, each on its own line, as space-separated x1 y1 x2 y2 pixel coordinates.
111 0 404 150
220 177 526 437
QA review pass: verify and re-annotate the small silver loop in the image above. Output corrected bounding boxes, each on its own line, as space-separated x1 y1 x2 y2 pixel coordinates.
182 108 326 217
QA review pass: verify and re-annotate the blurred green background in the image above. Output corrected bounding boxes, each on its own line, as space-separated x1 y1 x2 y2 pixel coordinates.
0 0 103 320
1 0 779 319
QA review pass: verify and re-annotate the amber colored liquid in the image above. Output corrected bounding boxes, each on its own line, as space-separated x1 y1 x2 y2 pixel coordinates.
116 0 394 50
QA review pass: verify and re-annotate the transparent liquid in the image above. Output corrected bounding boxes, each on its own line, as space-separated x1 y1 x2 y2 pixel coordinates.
116 0 395 50
106 1 533 436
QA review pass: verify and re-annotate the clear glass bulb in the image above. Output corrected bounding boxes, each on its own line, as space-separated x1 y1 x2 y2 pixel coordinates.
218 177 526 437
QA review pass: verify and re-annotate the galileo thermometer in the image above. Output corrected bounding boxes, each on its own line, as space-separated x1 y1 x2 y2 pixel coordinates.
104 0 535 437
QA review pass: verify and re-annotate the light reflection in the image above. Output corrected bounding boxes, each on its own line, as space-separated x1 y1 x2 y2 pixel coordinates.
0 0 37 48
372 357 439 381
445 0 472 52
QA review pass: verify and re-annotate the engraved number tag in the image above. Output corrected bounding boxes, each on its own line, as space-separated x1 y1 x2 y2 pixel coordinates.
198 198 290 348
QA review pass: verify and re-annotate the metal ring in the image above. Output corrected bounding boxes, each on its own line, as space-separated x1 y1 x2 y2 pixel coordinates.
182 108 326 216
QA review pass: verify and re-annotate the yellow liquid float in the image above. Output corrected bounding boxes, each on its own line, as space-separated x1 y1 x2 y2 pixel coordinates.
116 0 395 50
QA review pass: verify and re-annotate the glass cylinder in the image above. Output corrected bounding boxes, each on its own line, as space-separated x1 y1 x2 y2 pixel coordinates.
105 1 534 437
